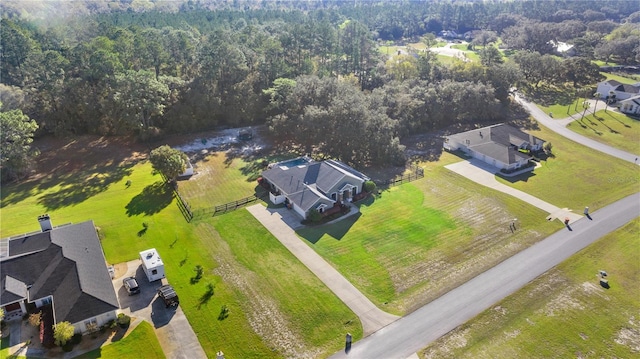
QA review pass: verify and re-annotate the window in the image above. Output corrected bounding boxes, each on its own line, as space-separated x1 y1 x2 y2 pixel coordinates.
84 318 98 332
152 269 158 275
331 193 337 201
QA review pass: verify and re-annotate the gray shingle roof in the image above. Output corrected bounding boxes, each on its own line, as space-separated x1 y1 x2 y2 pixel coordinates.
262 159 368 212
0 221 119 324
445 124 544 165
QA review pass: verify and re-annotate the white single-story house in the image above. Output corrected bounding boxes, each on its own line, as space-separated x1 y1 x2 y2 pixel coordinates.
618 95 640 116
443 124 545 171
0 216 119 338
261 158 370 219
596 80 640 102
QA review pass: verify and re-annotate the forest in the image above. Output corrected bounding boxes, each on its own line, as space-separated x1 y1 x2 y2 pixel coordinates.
1 0 639 181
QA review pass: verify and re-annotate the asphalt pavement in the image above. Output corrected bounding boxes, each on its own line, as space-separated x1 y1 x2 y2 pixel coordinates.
514 95 639 164
329 193 639 359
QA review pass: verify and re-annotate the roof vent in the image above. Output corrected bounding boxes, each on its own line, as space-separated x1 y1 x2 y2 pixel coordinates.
146 252 154 259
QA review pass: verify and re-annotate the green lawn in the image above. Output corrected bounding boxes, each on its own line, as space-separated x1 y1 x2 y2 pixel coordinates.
0 157 359 358
537 97 590 119
297 160 561 315
0 336 22 359
420 218 640 358
176 153 263 211
567 110 640 154
77 322 164 359
495 124 639 211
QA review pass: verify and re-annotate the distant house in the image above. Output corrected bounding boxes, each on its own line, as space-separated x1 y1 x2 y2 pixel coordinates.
618 95 640 116
596 80 640 102
551 40 576 57
261 158 370 219
443 124 544 171
0 216 119 335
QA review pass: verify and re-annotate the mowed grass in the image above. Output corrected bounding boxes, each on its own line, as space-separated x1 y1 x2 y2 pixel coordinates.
77 321 164 359
0 158 359 358
496 124 639 211
297 158 562 315
537 97 591 119
567 110 640 154
177 153 261 210
420 218 640 358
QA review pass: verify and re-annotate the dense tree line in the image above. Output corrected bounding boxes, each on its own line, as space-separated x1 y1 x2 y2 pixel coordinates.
0 1 637 178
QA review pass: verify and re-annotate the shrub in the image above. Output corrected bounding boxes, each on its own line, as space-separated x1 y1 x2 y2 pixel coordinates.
364 180 376 193
308 209 323 222
71 333 82 345
62 342 74 352
117 313 131 328
54 321 75 346
28 312 41 327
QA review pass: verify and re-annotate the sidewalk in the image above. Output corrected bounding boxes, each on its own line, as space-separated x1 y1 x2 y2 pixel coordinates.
445 159 583 224
246 204 399 336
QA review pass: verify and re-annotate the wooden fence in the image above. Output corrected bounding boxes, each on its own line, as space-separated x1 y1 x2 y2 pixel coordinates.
375 167 424 187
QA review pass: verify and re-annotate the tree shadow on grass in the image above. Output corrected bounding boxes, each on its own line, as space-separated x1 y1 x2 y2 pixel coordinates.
37 164 134 211
125 181 173 216
529 86 574 107
197 283 215 310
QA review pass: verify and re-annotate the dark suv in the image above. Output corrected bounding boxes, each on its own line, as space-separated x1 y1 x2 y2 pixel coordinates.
123 277 140 295
157 285 179 308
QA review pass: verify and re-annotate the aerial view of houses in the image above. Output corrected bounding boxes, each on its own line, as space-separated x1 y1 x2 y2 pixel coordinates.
1 1 639 359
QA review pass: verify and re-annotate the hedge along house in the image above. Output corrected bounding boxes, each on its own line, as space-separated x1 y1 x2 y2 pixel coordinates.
443 124 545 171
261 157 370 219
0 215 119 335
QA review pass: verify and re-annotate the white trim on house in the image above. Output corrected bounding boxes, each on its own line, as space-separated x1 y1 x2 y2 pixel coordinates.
71 310 118 334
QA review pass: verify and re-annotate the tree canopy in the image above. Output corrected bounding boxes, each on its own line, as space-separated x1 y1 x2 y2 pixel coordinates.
149 145 188 181
0 105 38 182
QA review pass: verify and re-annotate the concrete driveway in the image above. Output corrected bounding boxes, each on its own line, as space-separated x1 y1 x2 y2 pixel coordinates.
246 204 399 336
113 260 207 359
446 159 583 223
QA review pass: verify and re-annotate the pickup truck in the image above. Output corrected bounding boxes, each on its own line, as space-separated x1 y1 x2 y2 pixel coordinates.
157 284 179 308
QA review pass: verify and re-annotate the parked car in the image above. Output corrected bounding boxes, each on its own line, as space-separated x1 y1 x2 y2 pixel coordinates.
123 276 140 295
157 284 179 308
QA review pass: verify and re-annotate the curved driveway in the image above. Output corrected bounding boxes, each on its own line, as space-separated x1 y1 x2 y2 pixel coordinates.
515 95 639 164
329 193 639 359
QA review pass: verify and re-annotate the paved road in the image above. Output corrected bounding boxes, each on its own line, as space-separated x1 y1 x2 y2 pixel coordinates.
246 204 400 336
446 159 583 223
329 193 639 359
515 95 639 164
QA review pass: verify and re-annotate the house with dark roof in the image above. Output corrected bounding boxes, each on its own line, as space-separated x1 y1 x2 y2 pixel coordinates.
261 157 370 219
0 216 119 334
443 124 544 171
596 80 640 102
